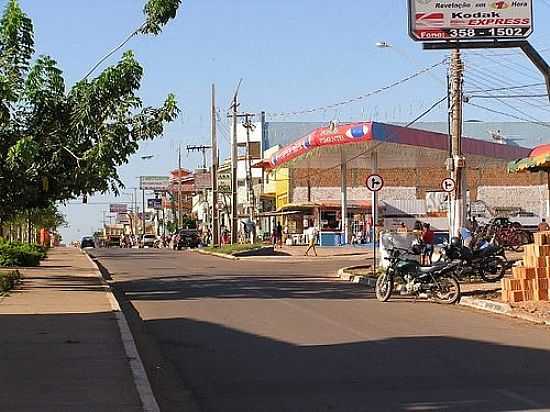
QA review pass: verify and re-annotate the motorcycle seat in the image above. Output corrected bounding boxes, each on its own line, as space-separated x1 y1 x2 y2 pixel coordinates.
418 264 447 274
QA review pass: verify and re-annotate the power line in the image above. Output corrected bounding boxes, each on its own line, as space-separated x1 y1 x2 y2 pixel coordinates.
465 71 550 114
464 52 542 82
466 101 550 129
465 82 545 93
468 94 548 99
266 59 448 118
405 96 447 127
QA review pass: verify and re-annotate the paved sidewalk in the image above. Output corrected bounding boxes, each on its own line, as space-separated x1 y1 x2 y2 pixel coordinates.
0 247 143 412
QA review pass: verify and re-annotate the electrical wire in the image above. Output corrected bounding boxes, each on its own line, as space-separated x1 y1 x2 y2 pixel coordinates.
466 101 550 129
465 82 545 93
464 51 542 82
405 96 447 127
266 59 448 118
465 71 550 114
468 94 548 99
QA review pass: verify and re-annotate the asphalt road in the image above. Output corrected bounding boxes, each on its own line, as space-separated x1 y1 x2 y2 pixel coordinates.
91 248 550 412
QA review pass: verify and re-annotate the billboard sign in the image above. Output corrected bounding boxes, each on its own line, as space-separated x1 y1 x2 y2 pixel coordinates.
147 198 163 210
408 0 533 42
110 203 127 213
139 176 170 191
194 171 212 190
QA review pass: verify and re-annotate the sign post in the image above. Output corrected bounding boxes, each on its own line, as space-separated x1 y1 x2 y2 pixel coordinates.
366 174 384 278
442 177 457 238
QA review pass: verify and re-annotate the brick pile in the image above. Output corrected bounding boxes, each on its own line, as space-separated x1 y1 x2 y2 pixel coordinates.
502 232 550 303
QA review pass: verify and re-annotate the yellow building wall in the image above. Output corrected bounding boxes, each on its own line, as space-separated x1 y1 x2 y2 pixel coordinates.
275 168 290 210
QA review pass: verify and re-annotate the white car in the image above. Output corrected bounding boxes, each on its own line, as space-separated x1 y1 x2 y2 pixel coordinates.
140 234 157 248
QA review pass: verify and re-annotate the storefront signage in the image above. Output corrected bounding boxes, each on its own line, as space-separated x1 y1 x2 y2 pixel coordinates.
408 0 533 42
147 198 162 210
109 203 127 213
268 123 372 168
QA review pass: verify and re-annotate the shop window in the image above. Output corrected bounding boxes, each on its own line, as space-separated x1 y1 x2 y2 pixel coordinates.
321 210 339 230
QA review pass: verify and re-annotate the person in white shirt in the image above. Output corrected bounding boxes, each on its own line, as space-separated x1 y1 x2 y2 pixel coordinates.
305 224 319 256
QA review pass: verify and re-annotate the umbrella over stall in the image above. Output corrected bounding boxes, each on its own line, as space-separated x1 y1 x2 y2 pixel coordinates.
507 144 550 218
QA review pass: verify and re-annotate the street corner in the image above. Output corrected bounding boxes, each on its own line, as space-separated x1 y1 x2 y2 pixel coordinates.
337 265 376 287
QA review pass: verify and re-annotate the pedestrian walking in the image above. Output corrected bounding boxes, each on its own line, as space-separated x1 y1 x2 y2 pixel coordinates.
304 223 318 257
538 218 550 232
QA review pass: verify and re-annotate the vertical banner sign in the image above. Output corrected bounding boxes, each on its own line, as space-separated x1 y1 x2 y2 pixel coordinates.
408 0 533 42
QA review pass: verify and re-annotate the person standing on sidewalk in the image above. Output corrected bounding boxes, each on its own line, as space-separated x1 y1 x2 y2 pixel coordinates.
276 222 283 248
305 223 318 257
420 223 434 265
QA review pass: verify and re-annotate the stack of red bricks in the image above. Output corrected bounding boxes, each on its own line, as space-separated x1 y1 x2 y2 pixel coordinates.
502 232 550 303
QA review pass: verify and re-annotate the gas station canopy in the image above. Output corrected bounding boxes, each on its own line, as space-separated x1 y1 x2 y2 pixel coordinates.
259 122 530 170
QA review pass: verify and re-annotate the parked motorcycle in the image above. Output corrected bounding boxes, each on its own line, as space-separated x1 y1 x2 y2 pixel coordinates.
443 237 507 283
376 247 461 304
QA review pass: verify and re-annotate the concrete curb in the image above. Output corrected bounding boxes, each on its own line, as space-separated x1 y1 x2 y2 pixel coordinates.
337 266 376 287
195 249 240 260
83 251 160 412
459 296 550 326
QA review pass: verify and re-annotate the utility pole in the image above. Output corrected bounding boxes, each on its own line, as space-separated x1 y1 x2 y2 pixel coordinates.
229 81 242 244
186 145 212 170
449 49 465 238
142 186 146 239
177 145 182 231
211 83 220 246
242 114 257 242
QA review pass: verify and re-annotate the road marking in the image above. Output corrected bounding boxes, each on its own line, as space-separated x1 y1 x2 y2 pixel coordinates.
84 252 160 412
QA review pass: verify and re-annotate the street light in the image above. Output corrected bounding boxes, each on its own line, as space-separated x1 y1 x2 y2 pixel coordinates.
375 40 447 87
375 41 391 48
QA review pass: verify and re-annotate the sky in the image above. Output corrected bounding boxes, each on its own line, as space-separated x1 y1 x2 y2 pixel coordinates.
12 0 550 242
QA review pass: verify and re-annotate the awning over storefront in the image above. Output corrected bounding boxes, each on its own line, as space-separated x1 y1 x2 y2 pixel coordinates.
258 121 531 170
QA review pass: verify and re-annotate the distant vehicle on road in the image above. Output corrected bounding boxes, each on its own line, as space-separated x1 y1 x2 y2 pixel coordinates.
174 229 200 250
80 236 95 249
140 234 157 248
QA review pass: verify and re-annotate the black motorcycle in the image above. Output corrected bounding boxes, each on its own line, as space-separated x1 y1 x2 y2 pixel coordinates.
442 237 507 283
376 247 461 304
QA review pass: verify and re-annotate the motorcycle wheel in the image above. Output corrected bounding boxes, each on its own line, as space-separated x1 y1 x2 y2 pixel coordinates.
433 275 461 304
375 271 393 302
480 256 507 283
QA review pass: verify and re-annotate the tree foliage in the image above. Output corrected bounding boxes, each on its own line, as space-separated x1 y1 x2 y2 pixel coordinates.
0 0 181 221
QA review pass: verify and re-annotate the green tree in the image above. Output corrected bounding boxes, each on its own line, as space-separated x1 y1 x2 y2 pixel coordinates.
0 0 182 221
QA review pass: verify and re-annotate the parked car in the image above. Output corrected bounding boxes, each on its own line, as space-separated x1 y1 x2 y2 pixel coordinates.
140 234 157 248
175 229 200 249
508 211 540 230
80 236 95 248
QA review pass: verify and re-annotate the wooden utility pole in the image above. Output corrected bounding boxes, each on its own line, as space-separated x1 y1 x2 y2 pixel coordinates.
242 114 256 219
450 49 465 238
177 145 182 231
211 84 219 246
230 84 240 244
